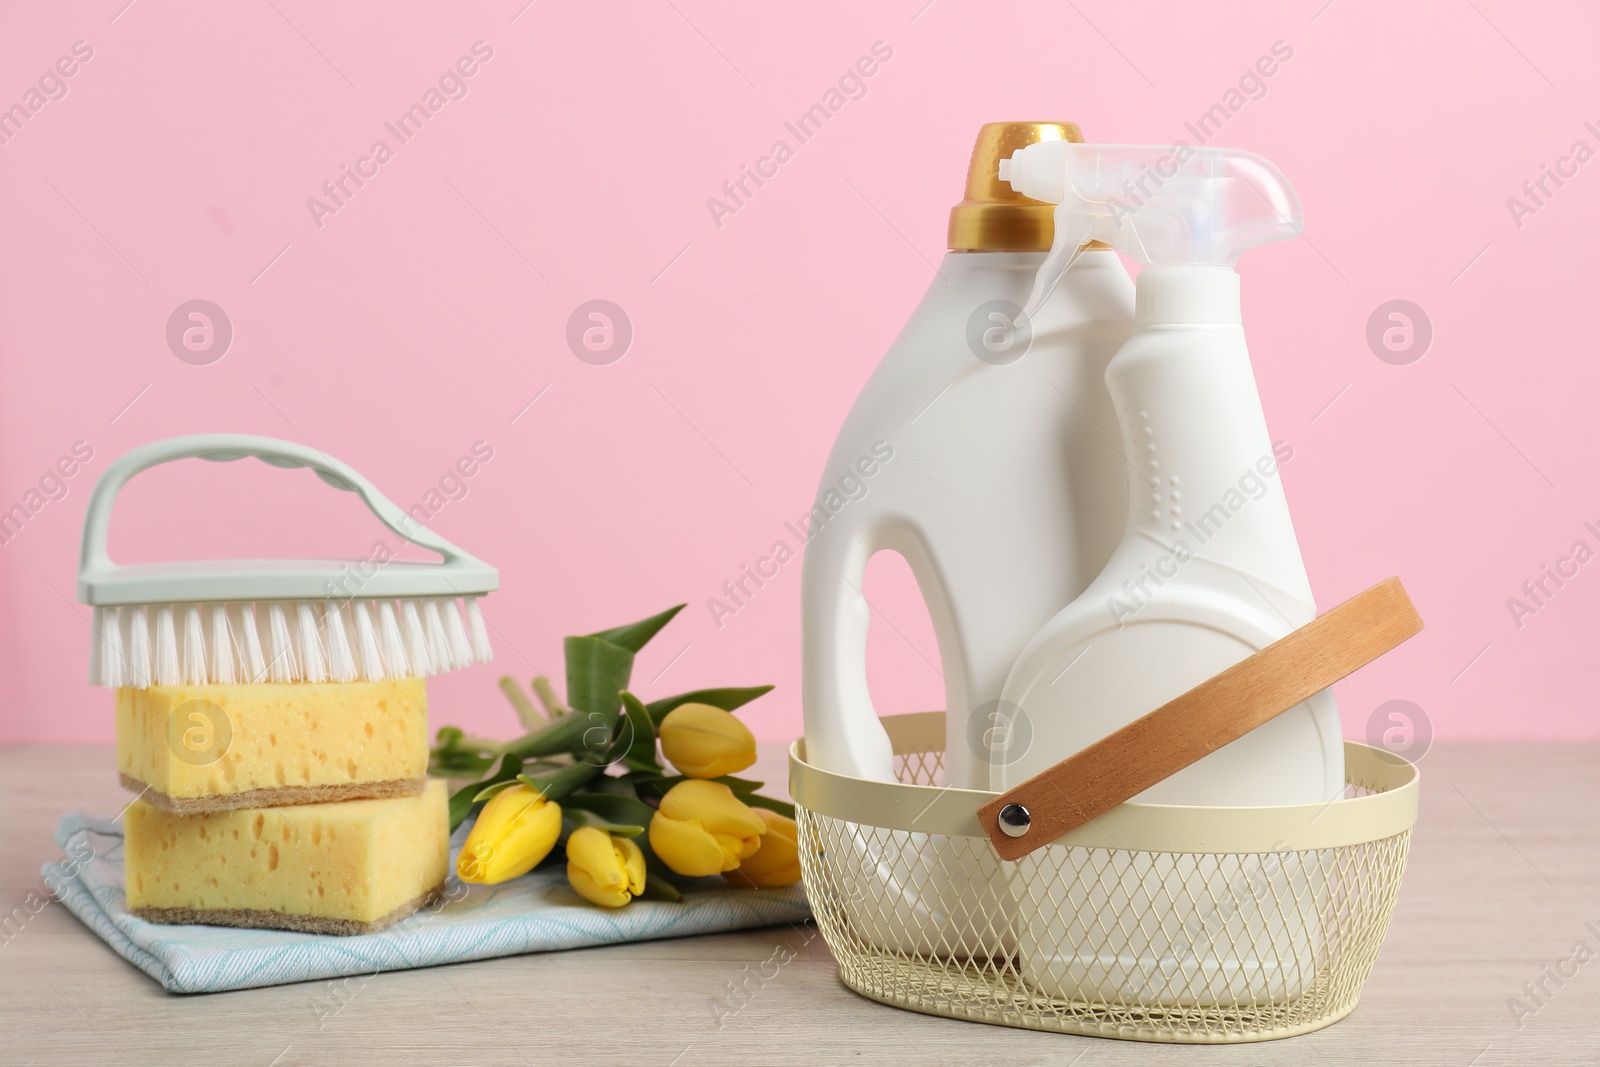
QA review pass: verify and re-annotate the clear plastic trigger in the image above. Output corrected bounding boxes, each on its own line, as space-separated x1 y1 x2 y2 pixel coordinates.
1017 206 1096 324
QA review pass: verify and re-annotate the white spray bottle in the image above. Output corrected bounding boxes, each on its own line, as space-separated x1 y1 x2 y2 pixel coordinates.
993 142 1340 1002
993 141 1341 802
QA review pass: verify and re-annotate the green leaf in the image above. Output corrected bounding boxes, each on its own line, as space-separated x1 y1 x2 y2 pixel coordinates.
563 791 656 830
515 761 601 803
575 708 624 767
630 775 674 800
559 807 644 839
473 779 522 804
520 760 578 776
449 790 477 832
563 635 634 717
742 793 796 819
636 874 683 902
590 774 640 800
634 836 686 902
584 604 686 654
449 752 524 831
645 685 773 727
610 691 661 774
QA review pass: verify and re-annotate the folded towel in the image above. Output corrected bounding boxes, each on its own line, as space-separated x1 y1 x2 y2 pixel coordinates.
43 811 811 995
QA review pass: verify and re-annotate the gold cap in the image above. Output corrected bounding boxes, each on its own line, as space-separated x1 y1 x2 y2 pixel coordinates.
948 121 1085 253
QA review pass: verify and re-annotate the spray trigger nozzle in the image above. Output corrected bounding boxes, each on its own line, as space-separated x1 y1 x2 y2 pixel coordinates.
1017 207 1094 323
1000 141 1303 319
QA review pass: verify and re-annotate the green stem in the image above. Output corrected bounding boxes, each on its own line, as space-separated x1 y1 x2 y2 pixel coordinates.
454 735 508 756
531 675 567 718
505 707 618 761
498 677 545 730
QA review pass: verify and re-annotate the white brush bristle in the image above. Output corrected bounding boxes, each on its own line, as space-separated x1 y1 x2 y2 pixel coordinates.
401 599 430 676
128 606 152 689
352 601 384 680
182 606 209 685
377 600 409 678
154 606 180 686
297 601 328 683
238 603 268 684
442 599 473 671
93 607 127 689
325 602 358 682
88 594 493 687
209 605 237 685
90 607 107 688
422 599 451 675
89 607 107 688
267 602 297 683
466 598 492 663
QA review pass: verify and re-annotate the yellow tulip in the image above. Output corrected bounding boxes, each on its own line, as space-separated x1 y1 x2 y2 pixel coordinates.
723 808 801 888
456 784 562 885
648 780 765 877
566 827 647 908
658 703 757 779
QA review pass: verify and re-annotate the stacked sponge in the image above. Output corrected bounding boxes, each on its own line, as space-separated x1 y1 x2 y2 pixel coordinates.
120 677 448 935
74 436 495 937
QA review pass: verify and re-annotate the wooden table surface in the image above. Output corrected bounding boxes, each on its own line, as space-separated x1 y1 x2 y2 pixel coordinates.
3 741 1597 1066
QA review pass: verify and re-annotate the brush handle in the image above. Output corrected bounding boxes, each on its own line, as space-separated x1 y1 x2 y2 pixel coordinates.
79 434 496 602
978 577 1423 860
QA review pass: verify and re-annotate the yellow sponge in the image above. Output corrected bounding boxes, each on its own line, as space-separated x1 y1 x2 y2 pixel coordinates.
125 779 449 934
117 678 429 813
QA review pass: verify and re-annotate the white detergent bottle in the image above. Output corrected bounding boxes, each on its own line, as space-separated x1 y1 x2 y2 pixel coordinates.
802 121 1133 788
994 142 1342 1003
800 122 1133 958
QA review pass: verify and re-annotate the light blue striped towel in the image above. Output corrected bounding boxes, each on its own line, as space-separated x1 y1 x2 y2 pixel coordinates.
43 812 811 995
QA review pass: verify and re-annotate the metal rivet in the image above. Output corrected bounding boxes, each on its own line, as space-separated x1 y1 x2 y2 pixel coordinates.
998 803 1030 838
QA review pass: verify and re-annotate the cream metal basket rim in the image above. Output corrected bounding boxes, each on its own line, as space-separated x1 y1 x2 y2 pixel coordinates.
790 711 1419 855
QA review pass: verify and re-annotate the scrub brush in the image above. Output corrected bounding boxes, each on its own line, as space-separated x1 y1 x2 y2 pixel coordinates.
78 434 498 688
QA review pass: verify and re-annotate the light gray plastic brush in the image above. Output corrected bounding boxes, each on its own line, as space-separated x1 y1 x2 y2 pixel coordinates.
78 435 498 688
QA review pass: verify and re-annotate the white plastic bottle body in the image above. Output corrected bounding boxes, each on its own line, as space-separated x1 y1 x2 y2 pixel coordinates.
800 249 1132 960
801 249 1133 789
996 268 1341 802
997 266 1342 1004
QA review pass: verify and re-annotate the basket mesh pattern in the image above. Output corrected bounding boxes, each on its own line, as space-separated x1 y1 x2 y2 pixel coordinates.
798 748 1411 1042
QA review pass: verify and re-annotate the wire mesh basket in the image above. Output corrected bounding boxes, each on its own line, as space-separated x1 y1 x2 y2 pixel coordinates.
791 712 1418 1043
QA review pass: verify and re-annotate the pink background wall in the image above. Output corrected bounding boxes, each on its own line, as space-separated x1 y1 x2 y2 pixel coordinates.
2 0 1595 747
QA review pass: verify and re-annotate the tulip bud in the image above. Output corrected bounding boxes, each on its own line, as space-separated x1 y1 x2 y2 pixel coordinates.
723 808 801 888
648 780 765 877
566 827 647 908
456 783 562 885
658 703 758 779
